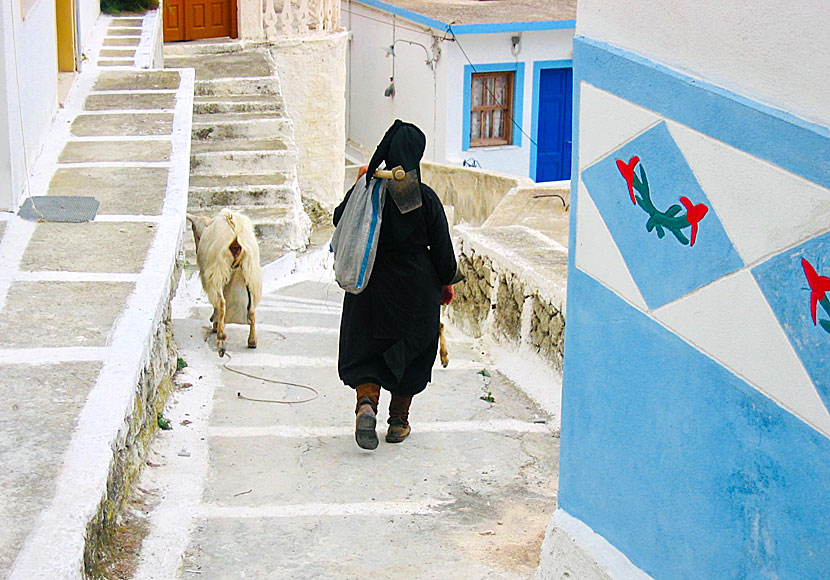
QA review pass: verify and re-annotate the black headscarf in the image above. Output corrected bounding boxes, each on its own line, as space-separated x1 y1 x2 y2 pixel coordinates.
366 120 426 183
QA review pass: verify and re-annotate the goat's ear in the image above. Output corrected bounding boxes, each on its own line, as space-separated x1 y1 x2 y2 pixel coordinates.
186 214 210 249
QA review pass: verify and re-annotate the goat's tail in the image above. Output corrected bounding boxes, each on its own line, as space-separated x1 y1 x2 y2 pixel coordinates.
223 210 262 308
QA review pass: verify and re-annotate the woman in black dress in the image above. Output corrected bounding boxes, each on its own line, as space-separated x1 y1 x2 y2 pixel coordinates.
334 120 458 450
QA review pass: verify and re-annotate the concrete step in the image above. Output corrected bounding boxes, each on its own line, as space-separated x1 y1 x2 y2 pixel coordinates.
188 182 296 209
163 39 245 57
165 51 272 81
193 96 285 114
192 114 293 141
190 149 297 176
188 173 292 188
195 77 280 97
185 205 303 244
190 137 289 154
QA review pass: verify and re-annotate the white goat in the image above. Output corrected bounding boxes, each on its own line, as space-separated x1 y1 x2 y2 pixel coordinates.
187 209 262 357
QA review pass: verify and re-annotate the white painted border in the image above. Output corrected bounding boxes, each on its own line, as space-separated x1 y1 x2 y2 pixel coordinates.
208 419 551 439
197 499 453 520
134 10 159 69
552 509 655 580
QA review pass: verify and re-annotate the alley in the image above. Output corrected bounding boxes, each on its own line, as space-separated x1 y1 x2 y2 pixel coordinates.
132 264 559 579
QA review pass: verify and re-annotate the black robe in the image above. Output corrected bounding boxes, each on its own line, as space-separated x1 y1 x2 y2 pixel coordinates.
333 181 457 396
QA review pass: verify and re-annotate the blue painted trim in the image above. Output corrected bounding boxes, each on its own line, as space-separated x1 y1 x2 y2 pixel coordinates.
575 36 830 189
462 62 525 151
354 0 574 34
529 59 573 180
356 179 381 289
452 20 576 34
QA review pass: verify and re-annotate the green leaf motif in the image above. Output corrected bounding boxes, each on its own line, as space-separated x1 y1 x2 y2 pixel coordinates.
820 319 830 334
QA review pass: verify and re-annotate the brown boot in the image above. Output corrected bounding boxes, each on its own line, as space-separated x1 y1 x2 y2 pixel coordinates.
386 394 412 443
354 383 380 450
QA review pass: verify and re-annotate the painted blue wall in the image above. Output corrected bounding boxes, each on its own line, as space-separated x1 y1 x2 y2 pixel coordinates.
560 269 830 580
561 34 830 579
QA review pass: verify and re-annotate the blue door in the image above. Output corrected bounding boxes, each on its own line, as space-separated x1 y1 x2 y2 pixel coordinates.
535 67 573 182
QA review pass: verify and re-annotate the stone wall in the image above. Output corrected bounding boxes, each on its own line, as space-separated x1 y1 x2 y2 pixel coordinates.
267 32 348 211
450 226 568 371
84 261 180 577
422 161 532 226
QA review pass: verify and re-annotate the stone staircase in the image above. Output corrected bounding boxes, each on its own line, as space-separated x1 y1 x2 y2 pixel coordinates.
164 41 311 264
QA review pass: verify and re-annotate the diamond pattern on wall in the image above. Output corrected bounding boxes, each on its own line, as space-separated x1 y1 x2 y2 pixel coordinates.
653 270 830 436
581 122 744 310
753 231 830 414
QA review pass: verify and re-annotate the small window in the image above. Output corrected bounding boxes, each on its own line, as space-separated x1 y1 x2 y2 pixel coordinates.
470 71 514 147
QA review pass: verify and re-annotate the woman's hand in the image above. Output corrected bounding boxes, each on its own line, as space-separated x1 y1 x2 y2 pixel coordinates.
440 285 455 306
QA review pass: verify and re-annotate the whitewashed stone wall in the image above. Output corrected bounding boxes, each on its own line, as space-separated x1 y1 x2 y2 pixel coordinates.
267 31 347 210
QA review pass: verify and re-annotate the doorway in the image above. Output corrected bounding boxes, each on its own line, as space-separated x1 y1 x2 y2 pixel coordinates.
163 0 237 41
531 61 573 182
55 0 78 105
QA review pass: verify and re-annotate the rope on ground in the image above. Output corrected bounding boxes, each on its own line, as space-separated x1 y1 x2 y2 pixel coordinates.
221 351 321 404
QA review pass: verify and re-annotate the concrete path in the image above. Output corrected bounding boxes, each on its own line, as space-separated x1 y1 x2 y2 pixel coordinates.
134 264 560 578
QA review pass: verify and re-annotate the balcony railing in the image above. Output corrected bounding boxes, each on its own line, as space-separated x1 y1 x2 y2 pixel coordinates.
263 0 341 37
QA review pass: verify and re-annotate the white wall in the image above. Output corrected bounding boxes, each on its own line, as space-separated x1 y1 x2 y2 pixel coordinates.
443 29 573 177
1 0 60 210
577 0 830 129
343 1 446 162
342 0 575 178
268 32 348 208
77 0 101 50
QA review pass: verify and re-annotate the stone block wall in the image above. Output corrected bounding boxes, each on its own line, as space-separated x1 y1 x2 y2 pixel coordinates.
450 226 568 371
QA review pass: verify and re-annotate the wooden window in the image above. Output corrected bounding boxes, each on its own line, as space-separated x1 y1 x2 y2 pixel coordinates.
470 71 514 147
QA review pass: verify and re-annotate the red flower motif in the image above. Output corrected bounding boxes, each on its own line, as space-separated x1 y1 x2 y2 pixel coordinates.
679 196 708 246
616 156 640 205
802 258 830 325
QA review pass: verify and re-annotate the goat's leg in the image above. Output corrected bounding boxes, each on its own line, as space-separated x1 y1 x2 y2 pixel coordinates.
210 308 218 333
216 297 227 357
439 322 449 368
247 309 257 349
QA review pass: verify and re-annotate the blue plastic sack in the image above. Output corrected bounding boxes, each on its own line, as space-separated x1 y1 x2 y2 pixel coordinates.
330 175 386 294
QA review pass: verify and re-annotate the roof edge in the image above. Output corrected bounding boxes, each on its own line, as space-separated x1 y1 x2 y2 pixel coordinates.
353 0 576 34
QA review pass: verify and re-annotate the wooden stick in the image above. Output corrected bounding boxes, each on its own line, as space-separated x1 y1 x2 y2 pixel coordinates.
374 167 406 180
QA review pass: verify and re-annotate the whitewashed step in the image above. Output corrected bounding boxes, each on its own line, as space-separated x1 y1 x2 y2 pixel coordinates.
188 182 296 208
191 137 290 154
190 149 297 176
192 114 293 141
163 40 244 57
195 77 280 97
193 97 285 114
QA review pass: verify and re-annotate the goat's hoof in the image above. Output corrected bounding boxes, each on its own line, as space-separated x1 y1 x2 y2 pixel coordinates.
247 339 257 349
441 360 448 368
218 346 226 358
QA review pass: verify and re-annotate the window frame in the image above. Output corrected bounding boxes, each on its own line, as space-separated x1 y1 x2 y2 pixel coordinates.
469 71 515 147
462 62 525 151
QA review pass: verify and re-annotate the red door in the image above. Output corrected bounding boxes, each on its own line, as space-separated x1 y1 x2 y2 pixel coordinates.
163 0 236 42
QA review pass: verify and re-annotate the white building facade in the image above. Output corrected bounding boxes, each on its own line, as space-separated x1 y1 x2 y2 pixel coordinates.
343 0 575 183
0 0 100 210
